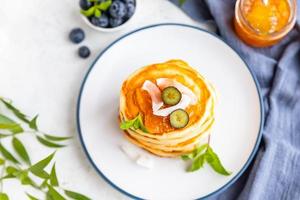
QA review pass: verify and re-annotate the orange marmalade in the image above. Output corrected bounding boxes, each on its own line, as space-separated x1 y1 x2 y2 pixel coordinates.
234 0 297 47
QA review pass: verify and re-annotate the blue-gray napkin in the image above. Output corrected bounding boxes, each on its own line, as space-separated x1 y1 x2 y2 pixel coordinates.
171 0 300 199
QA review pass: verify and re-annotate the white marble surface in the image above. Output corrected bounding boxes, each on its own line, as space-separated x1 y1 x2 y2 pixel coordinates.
0 0 210 199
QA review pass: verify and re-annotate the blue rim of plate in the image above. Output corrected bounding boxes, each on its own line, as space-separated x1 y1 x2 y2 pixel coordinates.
76 23 264 200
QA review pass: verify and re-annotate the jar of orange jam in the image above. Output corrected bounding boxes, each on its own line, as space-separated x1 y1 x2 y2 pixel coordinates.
234 0 297 47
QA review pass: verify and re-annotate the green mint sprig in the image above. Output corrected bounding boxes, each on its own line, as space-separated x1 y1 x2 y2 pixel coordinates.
0 97 90 200
181 143 231 175
120 113 149 133
80 0 112 18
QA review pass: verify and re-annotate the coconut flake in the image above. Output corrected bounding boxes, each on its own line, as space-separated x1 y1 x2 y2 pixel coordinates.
136 155 154 169
142 80 164 112
153 94 191 117
156 78 198 104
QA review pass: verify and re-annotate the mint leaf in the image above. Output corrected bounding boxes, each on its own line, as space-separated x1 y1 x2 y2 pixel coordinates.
12 137 31 165
36 136 66 148
181 154 193 160
120 114 149 133
193 144 208 158
188 154 205 172
49 163 59 186
0 143 19 164
64 190 91 200
47 185 66 200
0 193 9 200
120 117 136 130
97 0 112 11
94 8 101 18
80 7 95 17
205 146 231 176
44 134 72 141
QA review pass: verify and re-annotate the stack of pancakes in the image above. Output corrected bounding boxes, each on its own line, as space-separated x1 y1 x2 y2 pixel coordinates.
119 60 216 157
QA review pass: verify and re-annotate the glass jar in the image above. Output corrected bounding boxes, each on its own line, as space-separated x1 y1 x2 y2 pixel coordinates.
234 0 297 47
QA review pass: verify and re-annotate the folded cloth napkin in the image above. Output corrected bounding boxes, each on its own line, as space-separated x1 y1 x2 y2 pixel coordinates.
171 0 300 199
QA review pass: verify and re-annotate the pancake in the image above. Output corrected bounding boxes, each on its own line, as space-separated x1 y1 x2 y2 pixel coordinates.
119 60 216 157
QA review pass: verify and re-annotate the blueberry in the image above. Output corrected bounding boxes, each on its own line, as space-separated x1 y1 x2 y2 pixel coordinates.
109 1 127 18
90 13 109 27
79 0 92 10
69 28 85 44
109 17 123 27
126 3 135 18
125 0 135 4
78 46 90 58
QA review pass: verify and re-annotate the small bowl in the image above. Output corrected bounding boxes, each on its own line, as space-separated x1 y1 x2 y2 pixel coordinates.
81 0 137 33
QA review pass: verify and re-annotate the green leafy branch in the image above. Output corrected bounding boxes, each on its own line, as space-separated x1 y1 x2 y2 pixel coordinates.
120 113 148 133
80 0 112 18
0 97 90 200
181 140 232 175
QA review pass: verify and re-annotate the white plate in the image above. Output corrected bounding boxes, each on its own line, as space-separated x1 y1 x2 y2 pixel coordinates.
77 23 263 200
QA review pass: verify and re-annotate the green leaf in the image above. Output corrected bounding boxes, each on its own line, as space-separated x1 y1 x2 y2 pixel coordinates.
30 152 55 179
0 133 11 138
0 174 15 180
94 8 101 17
44 134 72 141
188 154 205 172
29 115 38 131
36 136 66 148
120 114 148 133
40 179 48 188
26 193 39 200
97 0 112 11
64 190 91 200
47 185 66 200
0 114 23 133
120 118 136 130
0 193 9 200
136 115 149 133
17 171 36 186
0 98 30 123
12 137 31 164
193 144 208 158
181 154 193 161
205 146 231 176
80 7 95 17
6 166 19 175
49 163 59 186
178 0 187 6
181 144 208 161
0 143 19 163
0 157 4 165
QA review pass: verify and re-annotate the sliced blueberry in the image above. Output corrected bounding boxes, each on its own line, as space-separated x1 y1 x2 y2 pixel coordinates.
69 28 85 44
109 1 127 18
78 46 90 58
109 17 123 27
126 3 135 18
90 13 109 27
79 0 93 10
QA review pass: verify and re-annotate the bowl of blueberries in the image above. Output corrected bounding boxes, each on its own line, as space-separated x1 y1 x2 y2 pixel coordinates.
79 0 136 32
